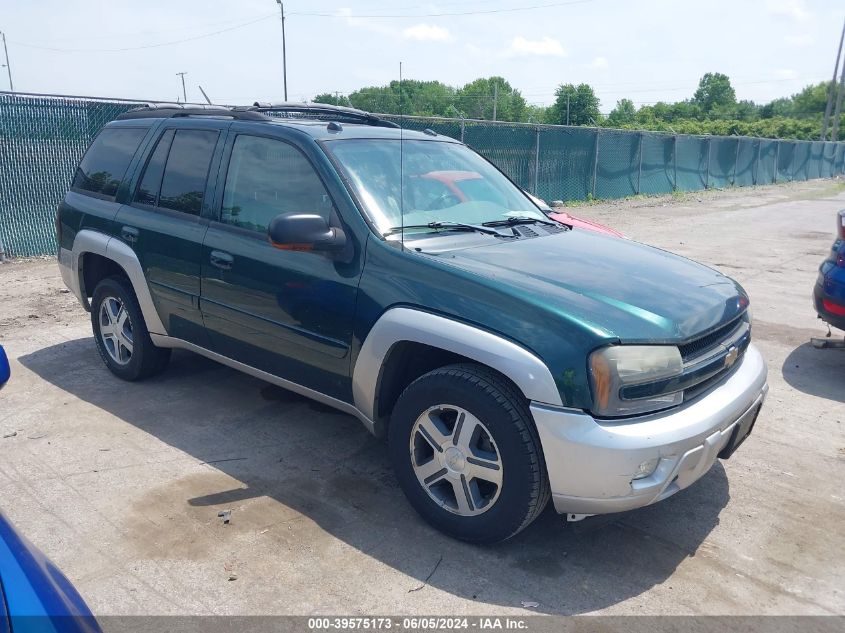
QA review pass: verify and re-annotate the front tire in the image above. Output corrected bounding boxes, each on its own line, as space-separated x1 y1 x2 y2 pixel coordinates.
388 364 550 543
91 276 170 381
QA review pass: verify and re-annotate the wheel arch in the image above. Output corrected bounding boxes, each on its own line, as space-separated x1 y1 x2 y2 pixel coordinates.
352 307 562 436
71 229 166 335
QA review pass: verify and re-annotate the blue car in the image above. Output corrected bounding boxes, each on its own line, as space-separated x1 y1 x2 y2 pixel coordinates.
0 345 9 388
814 209 845 332
0 346 100 633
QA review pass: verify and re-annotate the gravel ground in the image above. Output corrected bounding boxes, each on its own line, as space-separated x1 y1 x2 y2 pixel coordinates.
0 179 843 616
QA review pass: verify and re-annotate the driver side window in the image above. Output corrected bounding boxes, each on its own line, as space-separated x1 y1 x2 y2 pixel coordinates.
221 135 334 233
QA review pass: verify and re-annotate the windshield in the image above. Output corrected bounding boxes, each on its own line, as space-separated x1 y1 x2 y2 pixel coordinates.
324 139 546 235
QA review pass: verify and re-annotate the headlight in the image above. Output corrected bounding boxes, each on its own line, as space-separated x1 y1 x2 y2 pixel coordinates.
588 345 684 417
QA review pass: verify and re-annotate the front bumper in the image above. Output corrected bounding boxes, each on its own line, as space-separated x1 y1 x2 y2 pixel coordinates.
531 343 768 515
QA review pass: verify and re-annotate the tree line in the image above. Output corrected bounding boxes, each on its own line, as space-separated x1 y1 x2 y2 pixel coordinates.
313 73 842 141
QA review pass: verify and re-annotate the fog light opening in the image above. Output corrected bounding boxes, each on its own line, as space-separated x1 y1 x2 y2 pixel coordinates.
632 457 660 481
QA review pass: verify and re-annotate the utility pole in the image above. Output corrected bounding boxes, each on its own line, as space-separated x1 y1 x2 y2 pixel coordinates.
492 81 498 121
275 0 288 101
176 72 187 103
832 50 845 141
822 17 845 140
566 93 570 126
1 31 13 92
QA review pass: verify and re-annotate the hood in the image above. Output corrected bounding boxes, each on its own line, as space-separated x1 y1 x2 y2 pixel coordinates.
433 230 747 342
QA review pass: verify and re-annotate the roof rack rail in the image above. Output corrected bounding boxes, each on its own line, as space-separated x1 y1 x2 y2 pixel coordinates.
243 102 400 128
115 103 270 121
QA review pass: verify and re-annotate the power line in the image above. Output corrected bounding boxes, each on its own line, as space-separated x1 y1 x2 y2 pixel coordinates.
10 13 276 52
12 13 285 43
290 0 594 19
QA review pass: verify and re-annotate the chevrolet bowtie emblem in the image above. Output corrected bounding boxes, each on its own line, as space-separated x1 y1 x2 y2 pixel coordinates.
725 346 739 368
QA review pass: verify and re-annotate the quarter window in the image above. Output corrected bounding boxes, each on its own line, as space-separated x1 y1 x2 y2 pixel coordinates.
72 127 147 198
221 135 334 233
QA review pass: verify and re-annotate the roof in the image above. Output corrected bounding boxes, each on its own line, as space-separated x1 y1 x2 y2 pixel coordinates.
111 102 459 142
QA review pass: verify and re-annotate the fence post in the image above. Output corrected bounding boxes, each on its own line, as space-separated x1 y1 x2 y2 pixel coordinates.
533 124 541 195
732 138 740 186
753 140 761 186
673 135 678 190
591 129 600 199
705 137 712 189
774 141 780 183
791 142 797 181
460 116 465 143
636 132 643 195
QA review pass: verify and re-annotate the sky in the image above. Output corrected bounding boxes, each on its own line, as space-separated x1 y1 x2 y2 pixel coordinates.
0 0 842 113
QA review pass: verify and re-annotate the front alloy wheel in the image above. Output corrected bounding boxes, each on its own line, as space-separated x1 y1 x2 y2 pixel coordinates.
410 405 503 516
389 364 550 543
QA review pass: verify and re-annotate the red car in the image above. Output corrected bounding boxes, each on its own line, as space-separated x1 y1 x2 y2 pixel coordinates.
546 208 625 238
419 170 624 238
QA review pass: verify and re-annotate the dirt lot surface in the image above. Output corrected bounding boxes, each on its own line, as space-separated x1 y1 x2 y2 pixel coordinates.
0 180 843 616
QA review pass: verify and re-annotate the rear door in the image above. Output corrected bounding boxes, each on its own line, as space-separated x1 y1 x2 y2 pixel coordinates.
116 120 226 344
200 130 362 400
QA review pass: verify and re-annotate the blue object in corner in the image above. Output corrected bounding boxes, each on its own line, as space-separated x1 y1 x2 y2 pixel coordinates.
0 511 101 633
0 346 9 388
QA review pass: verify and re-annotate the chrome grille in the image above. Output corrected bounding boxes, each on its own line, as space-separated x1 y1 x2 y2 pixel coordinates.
679 316 744 362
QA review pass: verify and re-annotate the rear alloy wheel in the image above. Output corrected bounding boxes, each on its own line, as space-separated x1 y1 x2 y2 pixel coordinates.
98 295 134 366
91 276 171 381
389 364 550 543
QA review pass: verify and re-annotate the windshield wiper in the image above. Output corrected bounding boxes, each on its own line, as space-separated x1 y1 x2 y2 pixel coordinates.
383 221 508 237
482 216 562 227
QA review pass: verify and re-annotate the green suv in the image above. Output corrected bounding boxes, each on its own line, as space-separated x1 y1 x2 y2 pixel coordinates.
57 103 768 543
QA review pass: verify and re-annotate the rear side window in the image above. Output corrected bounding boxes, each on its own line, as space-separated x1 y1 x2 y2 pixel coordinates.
72 127 147 199
221 135 334 232
158 130 218 215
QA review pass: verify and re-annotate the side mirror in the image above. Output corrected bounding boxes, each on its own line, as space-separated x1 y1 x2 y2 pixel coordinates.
268 213 347 253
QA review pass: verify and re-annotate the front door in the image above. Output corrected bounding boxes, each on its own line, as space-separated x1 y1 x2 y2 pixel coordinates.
200 132 362 400
116 122 224 345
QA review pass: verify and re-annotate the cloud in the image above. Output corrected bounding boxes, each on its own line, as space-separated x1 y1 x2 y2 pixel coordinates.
766 0 811 20
775 68 798 79
335 8 394 36
402 23 451 41
784 33 813 47
464 43 484 57
506 36 567 57
590 56 609 69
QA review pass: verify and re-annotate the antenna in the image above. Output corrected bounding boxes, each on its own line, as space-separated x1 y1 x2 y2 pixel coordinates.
399 61 405 252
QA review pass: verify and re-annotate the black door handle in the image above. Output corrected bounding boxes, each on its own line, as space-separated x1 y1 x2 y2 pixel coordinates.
210 250 234 270
121 226 139 244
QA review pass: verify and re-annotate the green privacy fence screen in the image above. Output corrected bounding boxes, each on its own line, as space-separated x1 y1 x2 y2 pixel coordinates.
2 92 845 258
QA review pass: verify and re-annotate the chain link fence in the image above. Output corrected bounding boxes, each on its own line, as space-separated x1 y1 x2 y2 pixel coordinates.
2 91 845 258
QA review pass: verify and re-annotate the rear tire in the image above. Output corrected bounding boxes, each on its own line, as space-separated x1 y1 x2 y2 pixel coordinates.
388 363 550 543
91 276 170 381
